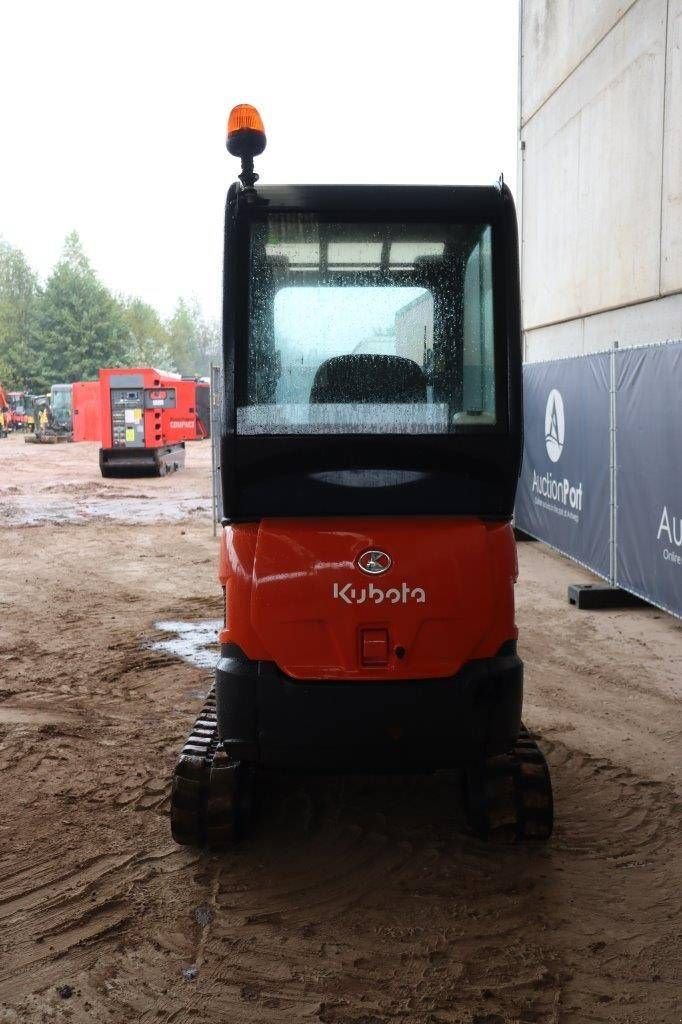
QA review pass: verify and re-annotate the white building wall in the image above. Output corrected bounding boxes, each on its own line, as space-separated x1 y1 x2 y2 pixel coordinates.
520 0 682 360
661 0 682 294
395 292 433 367
521 0 635 120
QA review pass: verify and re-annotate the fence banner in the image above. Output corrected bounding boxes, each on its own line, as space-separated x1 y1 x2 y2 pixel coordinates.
615 342 682 617
515 354 611 578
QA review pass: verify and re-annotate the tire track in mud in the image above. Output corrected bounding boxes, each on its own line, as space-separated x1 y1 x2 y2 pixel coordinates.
0 850 139 1002
1 674 679 1023
0 488 679 1023
93 735 680 1024
0 640 211 1017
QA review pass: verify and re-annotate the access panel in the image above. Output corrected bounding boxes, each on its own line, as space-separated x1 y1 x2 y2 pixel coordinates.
111 388 145 448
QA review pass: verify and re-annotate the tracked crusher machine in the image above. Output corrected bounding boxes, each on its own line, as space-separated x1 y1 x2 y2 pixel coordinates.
170 105 554 846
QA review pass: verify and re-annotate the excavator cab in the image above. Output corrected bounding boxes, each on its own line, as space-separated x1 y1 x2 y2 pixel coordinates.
170 106 553 847
50 384 73 434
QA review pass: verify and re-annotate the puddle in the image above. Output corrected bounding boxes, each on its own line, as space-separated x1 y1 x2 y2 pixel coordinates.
150 620 222 670
4 495 212 526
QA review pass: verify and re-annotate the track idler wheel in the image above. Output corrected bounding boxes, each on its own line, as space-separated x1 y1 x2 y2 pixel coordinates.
462 726 553 842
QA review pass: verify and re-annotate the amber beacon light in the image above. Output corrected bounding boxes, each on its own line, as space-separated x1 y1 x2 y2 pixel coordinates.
226 104 266 189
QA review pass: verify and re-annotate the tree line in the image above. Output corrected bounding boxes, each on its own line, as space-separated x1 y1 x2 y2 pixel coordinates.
0 232 220 392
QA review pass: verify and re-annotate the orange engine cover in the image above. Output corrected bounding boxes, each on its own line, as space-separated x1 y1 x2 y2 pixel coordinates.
218 518 518 681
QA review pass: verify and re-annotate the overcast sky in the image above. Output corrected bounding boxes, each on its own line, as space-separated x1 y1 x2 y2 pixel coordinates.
0 0 519 321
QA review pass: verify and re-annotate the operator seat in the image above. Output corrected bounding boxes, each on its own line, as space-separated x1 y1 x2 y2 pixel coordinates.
310 354 427 404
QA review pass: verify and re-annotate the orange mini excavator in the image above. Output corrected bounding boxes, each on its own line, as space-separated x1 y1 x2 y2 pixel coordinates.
170 105 553 847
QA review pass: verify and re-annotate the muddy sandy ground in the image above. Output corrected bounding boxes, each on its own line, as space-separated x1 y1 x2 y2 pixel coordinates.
0 433 679 1024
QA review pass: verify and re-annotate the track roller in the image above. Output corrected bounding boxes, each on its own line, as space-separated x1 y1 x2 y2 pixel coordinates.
462 724 553 842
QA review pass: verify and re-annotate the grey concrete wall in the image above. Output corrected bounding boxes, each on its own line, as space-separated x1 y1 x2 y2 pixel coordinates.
520 0 682 360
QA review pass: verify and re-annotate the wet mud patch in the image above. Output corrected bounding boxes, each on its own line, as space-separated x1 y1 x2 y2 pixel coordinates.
5 495 212 527
149 619 222 670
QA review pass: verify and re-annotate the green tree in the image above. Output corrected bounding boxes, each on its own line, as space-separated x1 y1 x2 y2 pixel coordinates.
165 299 220 377
196 317 221 375
36 231 129 384
166 298 201 376
121 296 176 371
0 240 42 390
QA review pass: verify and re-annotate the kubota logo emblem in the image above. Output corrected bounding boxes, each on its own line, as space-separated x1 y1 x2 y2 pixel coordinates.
357 549 392 575
333 582 426 605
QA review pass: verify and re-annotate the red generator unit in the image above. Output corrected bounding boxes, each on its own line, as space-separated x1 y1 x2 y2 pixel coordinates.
174 378 211 440
72 380 102 442
99 367 189 477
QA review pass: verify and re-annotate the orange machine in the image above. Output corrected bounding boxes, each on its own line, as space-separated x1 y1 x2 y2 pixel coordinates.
72 381 101 442
98 369 209 475
174 378 210 440
169 105 554 849
6 391 31 430
218 518 516 681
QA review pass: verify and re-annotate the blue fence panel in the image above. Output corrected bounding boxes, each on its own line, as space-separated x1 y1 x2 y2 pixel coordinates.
515 354 611 579
615 342 682 618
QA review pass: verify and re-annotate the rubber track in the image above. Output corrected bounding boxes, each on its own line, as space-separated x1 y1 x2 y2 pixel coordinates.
171 700 553 846
464 723 554 842
170 687 238 848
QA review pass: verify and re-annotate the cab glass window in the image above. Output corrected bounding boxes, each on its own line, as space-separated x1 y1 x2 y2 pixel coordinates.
238 215 497 434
